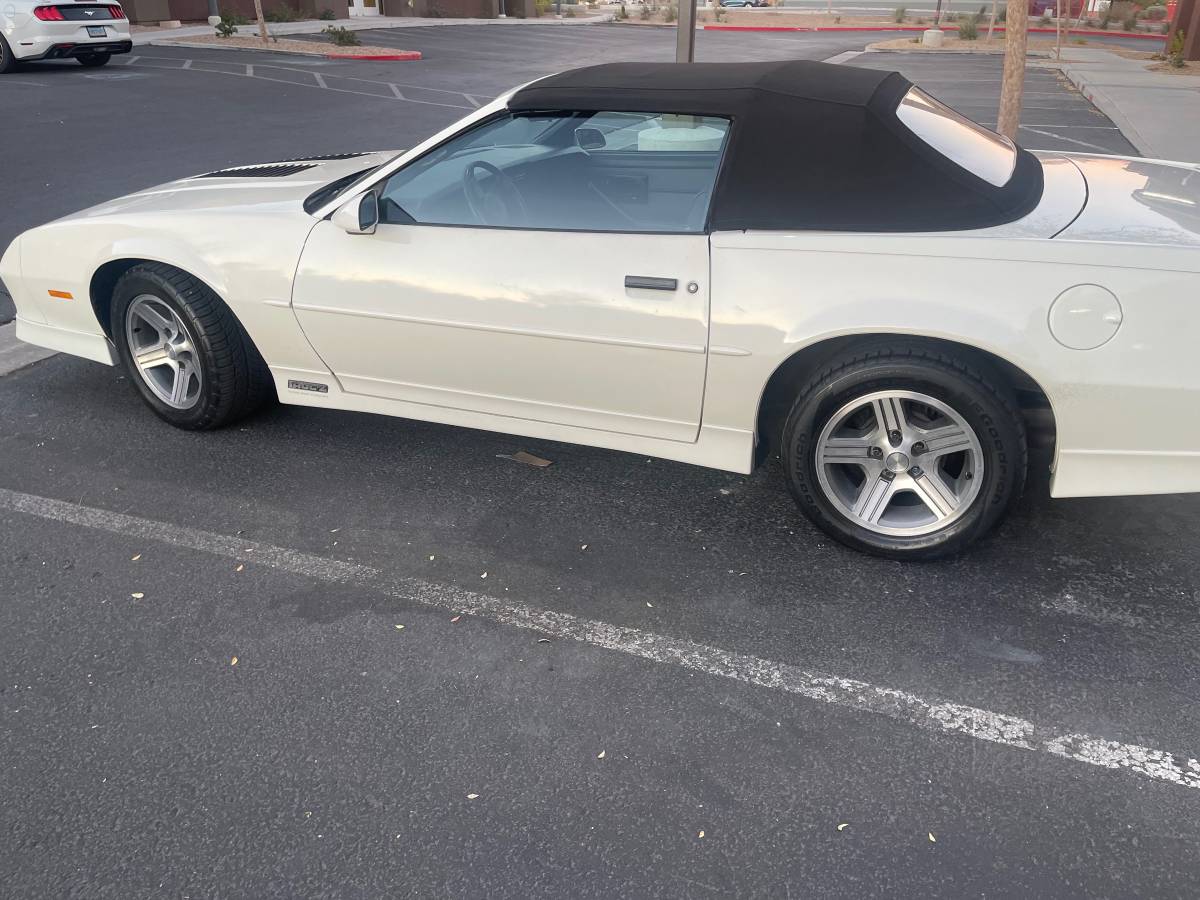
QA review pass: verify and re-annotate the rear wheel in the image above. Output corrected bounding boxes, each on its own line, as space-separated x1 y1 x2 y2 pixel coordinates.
0 35 18 74
782 342 1027 559
111 263 274 430
78 53 111 68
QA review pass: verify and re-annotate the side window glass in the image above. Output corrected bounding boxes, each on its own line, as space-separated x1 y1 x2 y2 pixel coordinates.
378 110 730 233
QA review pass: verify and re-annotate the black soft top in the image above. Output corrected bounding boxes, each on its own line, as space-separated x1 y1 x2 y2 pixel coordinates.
509 60 1044 233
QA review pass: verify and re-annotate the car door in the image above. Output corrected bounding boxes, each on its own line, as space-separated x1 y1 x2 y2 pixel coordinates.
292 109 731 443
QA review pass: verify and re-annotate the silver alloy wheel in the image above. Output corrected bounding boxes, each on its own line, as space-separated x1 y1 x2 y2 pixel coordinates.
814 389 985 537
124 294 203 410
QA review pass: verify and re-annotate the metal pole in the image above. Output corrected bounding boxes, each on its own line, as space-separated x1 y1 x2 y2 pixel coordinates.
676 0 696 62
207 0 219 21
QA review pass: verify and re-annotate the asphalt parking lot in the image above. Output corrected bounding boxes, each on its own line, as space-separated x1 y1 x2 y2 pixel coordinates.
3 23 1198 899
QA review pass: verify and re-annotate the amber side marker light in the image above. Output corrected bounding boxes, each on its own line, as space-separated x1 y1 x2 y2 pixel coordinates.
47 290 74 300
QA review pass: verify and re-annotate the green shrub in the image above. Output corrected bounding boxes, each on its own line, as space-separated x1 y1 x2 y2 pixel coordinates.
664 1 676 20
323 24 361 44
215 15 238 36
958 12 979 38
893 5 906 22
318 7 337 18
219 7 249 23
1168 28 1186 67
265 4 298 22
1141 4 1167 19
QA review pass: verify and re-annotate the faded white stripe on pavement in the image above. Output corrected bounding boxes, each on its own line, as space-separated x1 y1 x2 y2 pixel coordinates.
1 485 1197 792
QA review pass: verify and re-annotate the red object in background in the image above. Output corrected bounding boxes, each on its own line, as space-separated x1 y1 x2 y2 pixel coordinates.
1166 0 1177 21
1029 0 1084 16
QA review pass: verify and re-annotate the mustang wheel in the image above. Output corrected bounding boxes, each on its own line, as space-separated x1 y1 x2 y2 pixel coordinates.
782 343 1026 559
111 263 274 430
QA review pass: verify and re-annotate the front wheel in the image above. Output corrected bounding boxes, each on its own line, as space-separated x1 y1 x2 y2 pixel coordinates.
77 53 111 68
782 343 1027 559
111 263 274 430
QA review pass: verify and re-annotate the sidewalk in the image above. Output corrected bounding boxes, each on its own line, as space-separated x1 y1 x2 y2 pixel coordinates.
131 13 611 46
1050 48 1200 163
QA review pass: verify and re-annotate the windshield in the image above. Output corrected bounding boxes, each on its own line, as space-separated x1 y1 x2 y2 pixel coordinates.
895 87 1017 188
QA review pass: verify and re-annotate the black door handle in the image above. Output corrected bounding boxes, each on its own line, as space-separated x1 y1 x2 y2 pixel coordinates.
625 275 678 292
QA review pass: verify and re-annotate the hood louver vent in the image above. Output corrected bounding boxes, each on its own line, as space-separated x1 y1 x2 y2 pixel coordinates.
275 152 374 162
200 163 317 179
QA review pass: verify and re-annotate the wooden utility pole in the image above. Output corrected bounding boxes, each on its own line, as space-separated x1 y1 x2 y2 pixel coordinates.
986 0 998 42
1168 0 1200 60
996 0 1029 140
253 0 268 42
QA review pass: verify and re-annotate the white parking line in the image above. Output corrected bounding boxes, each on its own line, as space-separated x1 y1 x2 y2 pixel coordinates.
1 485 1197 792
112 55 476 110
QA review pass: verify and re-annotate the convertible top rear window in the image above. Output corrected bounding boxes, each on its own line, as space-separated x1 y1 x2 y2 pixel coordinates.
896 88 1017 188
509 61 1045 233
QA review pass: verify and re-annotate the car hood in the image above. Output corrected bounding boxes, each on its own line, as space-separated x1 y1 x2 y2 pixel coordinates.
1055 154 1200 247
57 151 398 222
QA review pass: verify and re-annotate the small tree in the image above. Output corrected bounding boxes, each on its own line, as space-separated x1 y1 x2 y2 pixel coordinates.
253 0 269 42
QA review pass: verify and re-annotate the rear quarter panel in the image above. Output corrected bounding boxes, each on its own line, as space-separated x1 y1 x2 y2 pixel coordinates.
708 231 1200 498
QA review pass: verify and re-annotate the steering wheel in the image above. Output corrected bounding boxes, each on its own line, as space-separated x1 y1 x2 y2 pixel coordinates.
462 160 528 227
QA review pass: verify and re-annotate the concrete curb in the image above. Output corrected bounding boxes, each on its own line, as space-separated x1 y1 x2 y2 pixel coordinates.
330 51 422 60
0 323 56 377
145 39 327 55
132 14 613 45
701 23 1165 39
1056 62 1154 156
144 40 423 59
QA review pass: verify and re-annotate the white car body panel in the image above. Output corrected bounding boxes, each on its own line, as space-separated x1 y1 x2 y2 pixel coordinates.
2 0 131 61
3 95 1200 500
293 223 710 443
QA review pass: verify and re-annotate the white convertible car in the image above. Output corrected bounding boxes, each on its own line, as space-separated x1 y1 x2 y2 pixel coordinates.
3 61 1199 558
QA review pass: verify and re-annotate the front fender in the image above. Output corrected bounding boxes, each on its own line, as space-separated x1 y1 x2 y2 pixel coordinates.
14 211 331 375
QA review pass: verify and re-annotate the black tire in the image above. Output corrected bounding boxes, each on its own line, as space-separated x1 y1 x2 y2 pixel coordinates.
781 341 1027 560
0 35 19 74
77 53 111 68
111 263 275 430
